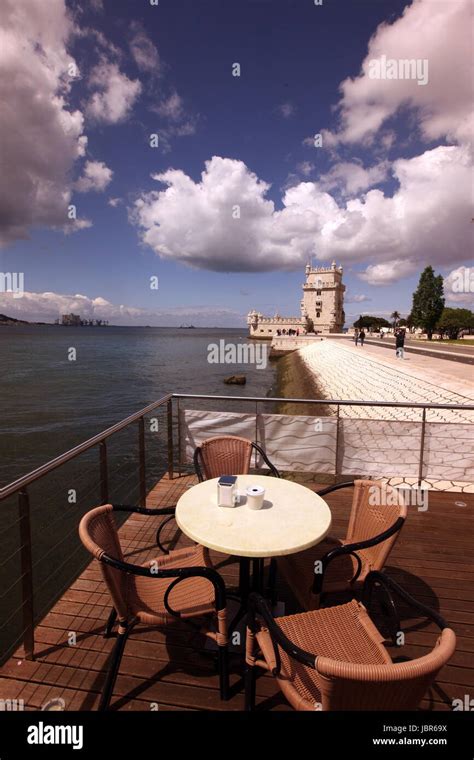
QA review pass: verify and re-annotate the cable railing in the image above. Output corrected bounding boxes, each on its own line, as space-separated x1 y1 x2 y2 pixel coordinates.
0 393 173 664
1 391 473 666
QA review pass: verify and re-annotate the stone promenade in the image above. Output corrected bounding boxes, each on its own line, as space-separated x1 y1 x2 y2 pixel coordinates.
296 339 474 492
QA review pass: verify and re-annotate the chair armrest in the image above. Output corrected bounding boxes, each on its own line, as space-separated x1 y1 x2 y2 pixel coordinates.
100 553 226 612
251 443 281 478
193 447 204 482
363 570 447 631
112 504 176 516
247 592 316 671
155 512 178 555
312 516 406 594
315 480 354 497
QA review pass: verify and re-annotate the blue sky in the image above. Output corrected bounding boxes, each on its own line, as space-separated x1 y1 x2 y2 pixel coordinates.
0 0 472 325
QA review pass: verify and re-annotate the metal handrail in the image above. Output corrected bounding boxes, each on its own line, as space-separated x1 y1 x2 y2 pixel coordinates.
2 392 473 501
171 393 474 410
0 393 173 501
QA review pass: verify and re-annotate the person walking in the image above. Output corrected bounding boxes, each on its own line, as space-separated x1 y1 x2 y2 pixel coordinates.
354 329 359 346
359 329 366 347
395 329 405 359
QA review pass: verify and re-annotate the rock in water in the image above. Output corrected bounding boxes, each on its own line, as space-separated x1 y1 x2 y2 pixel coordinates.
224 375 246 385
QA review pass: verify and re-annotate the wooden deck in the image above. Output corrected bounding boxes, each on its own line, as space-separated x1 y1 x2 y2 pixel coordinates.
1 474 473 711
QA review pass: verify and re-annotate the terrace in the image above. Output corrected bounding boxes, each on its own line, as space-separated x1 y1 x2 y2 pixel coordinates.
0 393 473 711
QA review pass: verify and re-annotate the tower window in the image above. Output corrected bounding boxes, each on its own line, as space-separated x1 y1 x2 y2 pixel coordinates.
316 311 320 318
316 290 321 295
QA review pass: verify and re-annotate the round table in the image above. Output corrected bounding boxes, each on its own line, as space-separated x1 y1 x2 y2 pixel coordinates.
176 474 332 558
176 475 332 622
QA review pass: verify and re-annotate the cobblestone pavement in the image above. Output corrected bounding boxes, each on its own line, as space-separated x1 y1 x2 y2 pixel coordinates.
299 340 474 423
297 340 474 492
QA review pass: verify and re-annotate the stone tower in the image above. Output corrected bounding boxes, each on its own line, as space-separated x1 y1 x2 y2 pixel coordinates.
247 262 345 337
300 261 345 333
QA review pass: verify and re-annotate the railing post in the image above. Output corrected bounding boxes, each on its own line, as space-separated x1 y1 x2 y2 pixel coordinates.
99 441 108 504
334 404 341 483
167 399 174 479
255 401 259 467
177 398 182 477
418 407 427 486
18 489 34 661
138 416 146 506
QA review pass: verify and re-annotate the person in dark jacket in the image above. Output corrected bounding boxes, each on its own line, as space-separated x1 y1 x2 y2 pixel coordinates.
359 329 366 346
395 329 405 359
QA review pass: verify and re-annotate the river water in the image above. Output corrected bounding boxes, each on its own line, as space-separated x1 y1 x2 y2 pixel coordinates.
0 326 276 658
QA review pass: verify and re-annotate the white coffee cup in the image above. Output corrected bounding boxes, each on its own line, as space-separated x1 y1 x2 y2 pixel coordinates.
246 485 265 510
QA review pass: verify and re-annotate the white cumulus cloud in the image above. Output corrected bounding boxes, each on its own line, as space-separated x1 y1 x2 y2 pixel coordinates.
75 160 113 192
318 161 390 196
0 0 88 246
155 92 184 121
129 23 160 74
86 62 141 124
345 293 372 304
358 259 418 286
323 0 473 148
132 147 472 279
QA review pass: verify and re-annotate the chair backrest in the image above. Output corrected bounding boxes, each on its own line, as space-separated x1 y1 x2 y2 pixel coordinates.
78 505 128 620
346 480 407 570
195 435 253 480
316 627 456 710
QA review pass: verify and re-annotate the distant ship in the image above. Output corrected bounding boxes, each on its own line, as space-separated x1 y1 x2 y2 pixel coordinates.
179 324 196 329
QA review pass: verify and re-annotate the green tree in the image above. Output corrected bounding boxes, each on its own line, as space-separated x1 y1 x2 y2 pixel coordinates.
406 311 416 333
410 266 445 340
353 315 390 331
391 310 401 327
305 316 314 333
436 308 474 340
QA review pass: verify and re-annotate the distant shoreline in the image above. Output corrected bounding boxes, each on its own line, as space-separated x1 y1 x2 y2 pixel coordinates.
0 317 246 329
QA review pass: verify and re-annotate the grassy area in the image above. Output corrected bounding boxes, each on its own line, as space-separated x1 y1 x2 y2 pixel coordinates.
435 339 474 345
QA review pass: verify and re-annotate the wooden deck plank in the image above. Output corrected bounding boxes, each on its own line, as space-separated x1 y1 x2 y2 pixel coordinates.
1 473 472 711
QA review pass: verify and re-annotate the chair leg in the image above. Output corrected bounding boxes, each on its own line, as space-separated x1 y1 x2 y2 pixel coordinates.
104 607 117 638
99 622 131 711
218 645 229 701
245 663 256 711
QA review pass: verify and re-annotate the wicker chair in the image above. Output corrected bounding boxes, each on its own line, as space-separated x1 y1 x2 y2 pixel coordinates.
277 479 407 610
245 571 456 711
79 503 229 710
193 434 280 482
156 435 280 553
